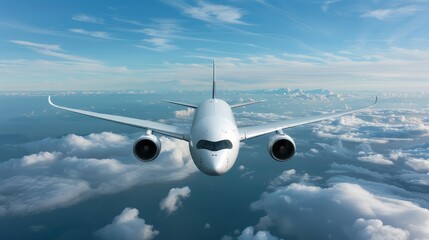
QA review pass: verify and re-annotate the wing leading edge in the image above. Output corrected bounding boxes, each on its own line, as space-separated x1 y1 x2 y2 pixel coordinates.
239 96 378 141
48 96 189 140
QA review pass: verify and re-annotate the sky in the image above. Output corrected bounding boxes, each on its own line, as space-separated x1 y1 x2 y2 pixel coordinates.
1 0 428 91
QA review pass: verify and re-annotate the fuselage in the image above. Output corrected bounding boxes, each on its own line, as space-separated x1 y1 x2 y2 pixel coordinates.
189 99 240 175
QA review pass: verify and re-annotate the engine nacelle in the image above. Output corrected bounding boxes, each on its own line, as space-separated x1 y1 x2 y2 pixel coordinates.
268 134 296 161
133 134 161 162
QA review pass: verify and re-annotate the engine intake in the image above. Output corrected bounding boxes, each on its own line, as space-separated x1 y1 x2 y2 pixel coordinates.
133 134 161 162
268 134 296 161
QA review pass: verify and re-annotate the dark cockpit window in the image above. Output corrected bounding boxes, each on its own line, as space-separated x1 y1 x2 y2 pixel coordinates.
196 139 233 151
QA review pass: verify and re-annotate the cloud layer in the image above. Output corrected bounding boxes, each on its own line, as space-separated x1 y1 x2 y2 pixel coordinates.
0 132 197 216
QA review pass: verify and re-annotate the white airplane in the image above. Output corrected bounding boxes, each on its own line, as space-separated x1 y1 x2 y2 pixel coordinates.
49 61 377 176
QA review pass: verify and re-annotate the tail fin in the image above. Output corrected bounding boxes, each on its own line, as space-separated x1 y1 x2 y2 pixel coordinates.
212 59 216 99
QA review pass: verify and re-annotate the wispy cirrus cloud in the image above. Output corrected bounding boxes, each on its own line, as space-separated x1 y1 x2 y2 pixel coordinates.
69 28 113 39
135 19 181 51
10 40 96 63
321 0 341 13
72 14 104 24
361 6 417 20
164 0 247 25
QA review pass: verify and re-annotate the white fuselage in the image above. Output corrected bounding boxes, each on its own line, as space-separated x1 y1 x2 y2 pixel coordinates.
189 99 240 175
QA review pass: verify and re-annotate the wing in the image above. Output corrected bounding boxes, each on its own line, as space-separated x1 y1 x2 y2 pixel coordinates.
230 100 266 108
239 96 377 141
48 96 189 140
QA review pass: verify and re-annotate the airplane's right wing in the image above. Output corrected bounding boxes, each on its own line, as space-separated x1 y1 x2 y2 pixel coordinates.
49 96 189 140
239 96 377 141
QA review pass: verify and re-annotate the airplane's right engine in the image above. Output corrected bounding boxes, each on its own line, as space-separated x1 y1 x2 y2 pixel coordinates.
268 134 296 161
133 134 161 162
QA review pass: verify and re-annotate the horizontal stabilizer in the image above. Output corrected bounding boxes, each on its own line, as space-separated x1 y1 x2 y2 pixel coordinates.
230 100 266 108
163 100 198 109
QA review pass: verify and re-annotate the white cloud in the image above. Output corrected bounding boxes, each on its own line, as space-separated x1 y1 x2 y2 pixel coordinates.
321 0 340 13
222 226 281 240
238 226 280 240
166 0 247 24
95 208 159 240
175 108 195 118
19 151 60 166
136 19 180 51
69 28 112 39
10 40 96 63
348 218 409 240
361 6 417 20
405 158 429 172
357 154 394 165
159 186 191 214
72 14 104 24
251 178 429 239
0 132 197 216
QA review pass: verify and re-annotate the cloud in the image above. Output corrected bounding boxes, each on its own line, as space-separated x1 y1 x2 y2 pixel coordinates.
348 218 409 240
72 14 104 24
159 186 191 214
10 40 96 63
250 178 429 239
69 28 112 39
165 0 247 25
0 132 197 216
321 0 340 13
405 158 429 172
357 154 394 165
222 226 280 240
135 19 181 51
95 208 159 240
361 6 417 20
174 108 195 118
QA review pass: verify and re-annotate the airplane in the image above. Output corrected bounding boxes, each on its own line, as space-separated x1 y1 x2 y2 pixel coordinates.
48 61 377 176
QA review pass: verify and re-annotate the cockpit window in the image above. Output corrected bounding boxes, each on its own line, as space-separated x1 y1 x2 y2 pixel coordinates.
196 139 233 151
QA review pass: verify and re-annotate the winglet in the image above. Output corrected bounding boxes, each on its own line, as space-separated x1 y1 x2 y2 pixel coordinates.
48 95 55 107
371 96 378 107
212 59 216 99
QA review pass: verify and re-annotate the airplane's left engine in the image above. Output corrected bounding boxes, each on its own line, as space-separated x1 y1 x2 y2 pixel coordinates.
133 134 161 162
268 133 296 161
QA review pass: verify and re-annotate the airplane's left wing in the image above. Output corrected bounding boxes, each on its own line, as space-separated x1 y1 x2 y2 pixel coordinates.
239 96 377 141
48 96 189 140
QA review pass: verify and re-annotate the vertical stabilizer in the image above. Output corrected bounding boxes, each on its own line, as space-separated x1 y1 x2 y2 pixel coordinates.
212 59 216 99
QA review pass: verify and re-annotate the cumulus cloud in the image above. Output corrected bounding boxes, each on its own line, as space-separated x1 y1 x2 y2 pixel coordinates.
174 108 195 118
0 132 197 216
348 218 409 240
357 154 394 165
159 186 191 214
222 226 281 240
95 208 159 240
251 176 429 239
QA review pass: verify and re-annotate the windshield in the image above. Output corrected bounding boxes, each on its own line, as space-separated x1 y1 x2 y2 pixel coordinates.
196 139 233 151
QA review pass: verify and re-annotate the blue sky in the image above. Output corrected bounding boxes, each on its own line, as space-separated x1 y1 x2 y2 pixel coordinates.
1 0 428 91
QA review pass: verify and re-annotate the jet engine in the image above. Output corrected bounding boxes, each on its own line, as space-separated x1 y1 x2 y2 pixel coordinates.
268 134 296 161
133 134 161 162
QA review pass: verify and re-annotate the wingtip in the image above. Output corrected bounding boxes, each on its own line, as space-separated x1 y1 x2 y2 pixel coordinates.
48 95 55 106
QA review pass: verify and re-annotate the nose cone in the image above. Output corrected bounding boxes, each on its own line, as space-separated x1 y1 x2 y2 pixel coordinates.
203 157 228 176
